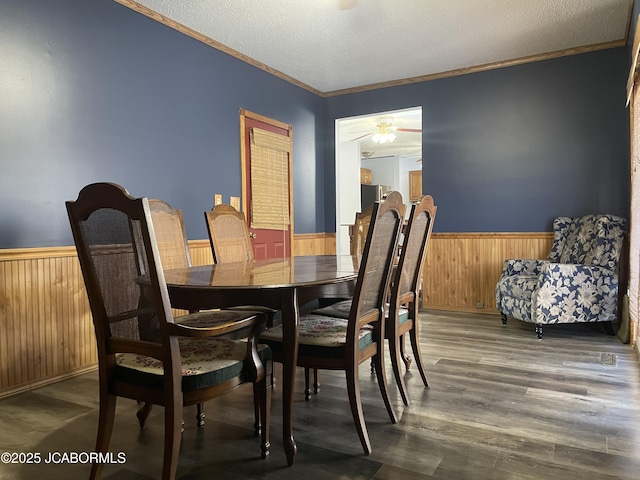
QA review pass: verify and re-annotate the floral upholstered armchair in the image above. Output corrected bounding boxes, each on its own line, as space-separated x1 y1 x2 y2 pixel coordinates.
495 215 627 339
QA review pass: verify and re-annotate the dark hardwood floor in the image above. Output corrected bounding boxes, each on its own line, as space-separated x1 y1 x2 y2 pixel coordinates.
1 311 640 479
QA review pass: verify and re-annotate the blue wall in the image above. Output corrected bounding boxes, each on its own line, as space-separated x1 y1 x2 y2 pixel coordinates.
325 49 630 232
0 0 325 248
0 0 632 247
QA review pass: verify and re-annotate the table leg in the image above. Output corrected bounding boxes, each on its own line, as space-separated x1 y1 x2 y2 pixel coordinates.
281 288 299 466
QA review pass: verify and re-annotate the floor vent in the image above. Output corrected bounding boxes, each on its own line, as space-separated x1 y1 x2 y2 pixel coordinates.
601 352 617 366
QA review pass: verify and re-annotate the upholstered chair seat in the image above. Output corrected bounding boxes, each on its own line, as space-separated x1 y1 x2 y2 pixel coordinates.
313 299 409 325
261 313 373 356
116 336 272 390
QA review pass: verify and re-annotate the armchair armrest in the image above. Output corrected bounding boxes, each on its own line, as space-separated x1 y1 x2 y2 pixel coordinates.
537 262 616 289
532 263 618 324
501 259 548 277
168 311 269 382
169 310 268 339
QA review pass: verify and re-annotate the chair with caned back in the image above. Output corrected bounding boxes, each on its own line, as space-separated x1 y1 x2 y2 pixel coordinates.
204 203 279 322
306 204 381 401
261 191 404 455
205 204 254 263
206 202 324 400
314 195 436 405
385 195 436 403
299 205 373 400
67 183 272 480
148 198 262 428
148 199 192 271
350 205 374 256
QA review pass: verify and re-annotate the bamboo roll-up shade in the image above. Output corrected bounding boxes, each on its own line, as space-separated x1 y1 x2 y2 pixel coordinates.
250 128 290 230
251 260 294 284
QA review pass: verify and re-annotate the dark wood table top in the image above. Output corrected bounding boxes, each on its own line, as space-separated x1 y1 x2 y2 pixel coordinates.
163 255 359 290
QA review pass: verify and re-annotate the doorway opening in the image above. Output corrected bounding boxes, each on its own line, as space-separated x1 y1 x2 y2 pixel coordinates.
335 106 422 255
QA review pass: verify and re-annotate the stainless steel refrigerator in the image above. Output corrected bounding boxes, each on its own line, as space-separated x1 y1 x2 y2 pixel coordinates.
361 184 391 210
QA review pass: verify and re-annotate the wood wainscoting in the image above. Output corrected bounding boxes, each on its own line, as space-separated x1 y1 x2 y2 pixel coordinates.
0 247 96 399
422 232 553 313
0 231 549 398
0 233 335 398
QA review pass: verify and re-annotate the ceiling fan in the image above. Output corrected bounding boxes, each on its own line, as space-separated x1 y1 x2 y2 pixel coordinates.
348 116 422 143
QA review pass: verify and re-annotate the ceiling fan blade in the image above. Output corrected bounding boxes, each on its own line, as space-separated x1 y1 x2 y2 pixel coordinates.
396 128 422 133
349 132 373 142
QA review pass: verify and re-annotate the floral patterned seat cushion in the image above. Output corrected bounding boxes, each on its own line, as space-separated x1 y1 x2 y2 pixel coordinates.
312 299 410 324
261 313 374 358
115 336 271 391
312 299 352 318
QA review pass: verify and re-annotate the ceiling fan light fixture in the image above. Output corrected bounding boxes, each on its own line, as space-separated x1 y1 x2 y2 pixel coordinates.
372 131 396 144
372 120 396 144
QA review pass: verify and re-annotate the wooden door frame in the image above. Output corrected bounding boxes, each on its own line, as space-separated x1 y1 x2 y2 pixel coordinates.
239 108 294 254
627 16 640 349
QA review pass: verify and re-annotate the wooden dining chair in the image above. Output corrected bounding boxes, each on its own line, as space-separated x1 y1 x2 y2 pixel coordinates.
385 195 436 403
205 204 255 263
206 203 333 401
302 205 375 399
204 203 281 320
67 183 272 480
313 195 437 405
148 198 192 270
261 191 404 455
308 203 403 400
304 204 376 401
148 198 260 428
350 205 374 256
205 202 287 398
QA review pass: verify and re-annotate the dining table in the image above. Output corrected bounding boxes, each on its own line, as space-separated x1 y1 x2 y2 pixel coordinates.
162 254 360 465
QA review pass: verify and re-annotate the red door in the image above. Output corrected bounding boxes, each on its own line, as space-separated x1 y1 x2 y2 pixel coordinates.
240 109 293 259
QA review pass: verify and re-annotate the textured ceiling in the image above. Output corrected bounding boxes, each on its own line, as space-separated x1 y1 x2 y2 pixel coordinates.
129 0 632 94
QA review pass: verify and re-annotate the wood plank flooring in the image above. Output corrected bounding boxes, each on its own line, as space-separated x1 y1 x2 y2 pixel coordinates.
1 310 639 479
